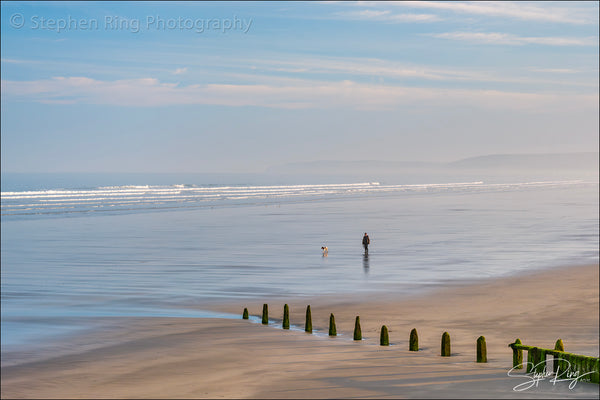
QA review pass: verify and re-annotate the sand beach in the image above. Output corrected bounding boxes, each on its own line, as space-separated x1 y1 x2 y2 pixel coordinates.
1 263 598 399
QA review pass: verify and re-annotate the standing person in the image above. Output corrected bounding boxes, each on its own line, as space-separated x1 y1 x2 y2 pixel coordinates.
362 232 370 255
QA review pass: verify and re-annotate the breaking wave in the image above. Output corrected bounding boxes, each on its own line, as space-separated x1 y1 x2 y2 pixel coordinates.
0 180 591 217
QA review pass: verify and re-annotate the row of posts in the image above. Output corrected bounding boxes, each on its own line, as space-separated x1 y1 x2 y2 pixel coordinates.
244 304 487 362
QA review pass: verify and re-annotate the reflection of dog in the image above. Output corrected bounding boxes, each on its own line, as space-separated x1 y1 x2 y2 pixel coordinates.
321 246 328 256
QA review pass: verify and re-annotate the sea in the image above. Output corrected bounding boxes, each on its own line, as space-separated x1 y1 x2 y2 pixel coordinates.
1 169 598 362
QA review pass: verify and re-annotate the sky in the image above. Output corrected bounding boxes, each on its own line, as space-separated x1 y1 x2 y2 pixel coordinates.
1 1 598 174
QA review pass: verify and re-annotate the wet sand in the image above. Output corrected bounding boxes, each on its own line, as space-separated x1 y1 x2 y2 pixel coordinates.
1 264 598 399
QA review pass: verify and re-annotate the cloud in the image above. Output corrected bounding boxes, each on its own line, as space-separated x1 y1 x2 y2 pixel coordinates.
1 58 28 64
429 32 598 46
335 9 441 23
376 1 597 25
173 67 188 75
219 55 597 90
2 76 596 112
527 67 580 74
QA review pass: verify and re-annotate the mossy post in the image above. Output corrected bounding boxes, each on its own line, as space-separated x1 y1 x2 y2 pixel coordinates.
553 339 564 373
380 325 389 346
354 316 362 341
409 328 419 351
556 354 565 376
584 357 592 382
526 347 541 373
242 307 249 319
329 313 337 336
535 348 546 373
512 338 523 369
526 347 533 373
262 304 268 325
560 353 573 377
477 336 487 363
441 332 451 357
305 305 312 333
592 358 600 384
283 304 290 329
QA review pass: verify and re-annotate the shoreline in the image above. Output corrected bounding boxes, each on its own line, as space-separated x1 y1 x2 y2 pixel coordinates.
2 263 598 398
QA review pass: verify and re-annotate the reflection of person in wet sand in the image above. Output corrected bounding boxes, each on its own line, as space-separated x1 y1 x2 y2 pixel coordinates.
362 232 370 255
363 253 369 273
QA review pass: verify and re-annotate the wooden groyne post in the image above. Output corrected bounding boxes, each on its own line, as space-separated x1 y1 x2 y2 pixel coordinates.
329 313 337 336
409 328 419 351
553 339 564 373
441 332 451 357
354 316 362 340
380 325 389 346
283 304 290 329
477 336 487 363
242 307 249 319
512 338 523 369
262 304 268 325
305 305 312 333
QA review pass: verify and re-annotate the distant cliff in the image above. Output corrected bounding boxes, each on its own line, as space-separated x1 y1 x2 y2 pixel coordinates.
447 152 599 170
267 152 598 175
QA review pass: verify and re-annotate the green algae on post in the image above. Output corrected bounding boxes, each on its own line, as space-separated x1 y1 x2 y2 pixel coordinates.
283 304 290 329
329 313 337 336
477 336 487 363
526 347 535 373
242 307 249 319
380 325 389 346
441 332 451 357
553 338 564 373
262 304 268 325
409 328 419 351
305 305 312 333
534 348 546 373
354 316 362 341
554 338 564 352
512 338 523 369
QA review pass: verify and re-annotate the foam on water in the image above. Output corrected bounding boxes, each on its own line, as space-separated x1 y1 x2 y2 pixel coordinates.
1 180 590 218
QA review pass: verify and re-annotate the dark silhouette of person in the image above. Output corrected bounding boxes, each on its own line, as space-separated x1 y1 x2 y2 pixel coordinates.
362 232 370 255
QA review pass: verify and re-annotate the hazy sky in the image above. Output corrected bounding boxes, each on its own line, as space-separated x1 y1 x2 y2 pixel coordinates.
1 1 598 173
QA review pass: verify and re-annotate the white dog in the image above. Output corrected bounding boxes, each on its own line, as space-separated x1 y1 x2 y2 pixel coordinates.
321 246 328 256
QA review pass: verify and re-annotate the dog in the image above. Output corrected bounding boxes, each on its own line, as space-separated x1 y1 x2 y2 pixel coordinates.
321 246 328 256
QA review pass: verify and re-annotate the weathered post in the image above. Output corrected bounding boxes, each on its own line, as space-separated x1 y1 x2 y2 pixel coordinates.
354 316 362 340
477 336 487 363
283 304 290 329
553 338 564 373
441 332 451 357
262 304 268 325
584 357 592 382
562 354 572 377
305 305 312 333
527 347 544 373
554 338 564 352
535 349 546 373
329 313 337 336
380 325 389 346
242 307 249 319
592 358 600 384
409 328 419 351
512 338 523 369
526 347 534 373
